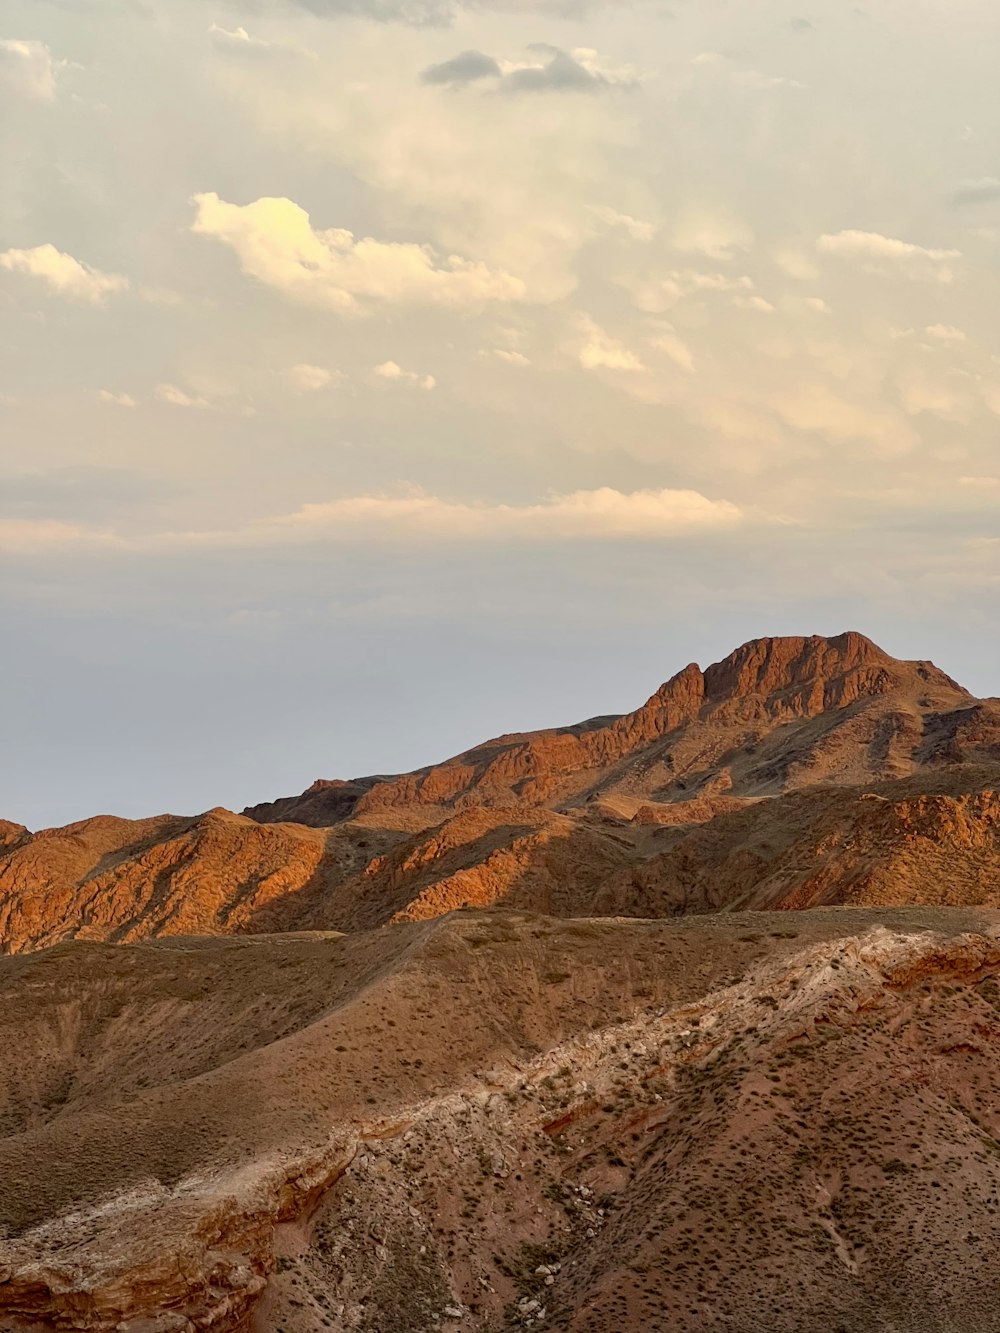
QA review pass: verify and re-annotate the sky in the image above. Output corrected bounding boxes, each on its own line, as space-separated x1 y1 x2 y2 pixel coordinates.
2 0 999 829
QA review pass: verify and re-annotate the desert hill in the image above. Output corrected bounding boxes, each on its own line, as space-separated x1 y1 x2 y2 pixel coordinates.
3 633 1000 952
246 632 986 825
3 908 1000 1331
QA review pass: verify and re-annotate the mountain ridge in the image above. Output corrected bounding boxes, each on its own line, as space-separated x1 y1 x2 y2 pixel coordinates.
245 631 977 825
2 631 1000 954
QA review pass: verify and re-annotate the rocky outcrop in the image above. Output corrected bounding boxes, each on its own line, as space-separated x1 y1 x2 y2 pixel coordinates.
602 766 1000 917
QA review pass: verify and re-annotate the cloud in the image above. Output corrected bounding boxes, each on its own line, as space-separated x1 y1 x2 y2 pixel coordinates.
284 0 592 21
255 487 742 542
924 324 966 343
576 316 644 371
770 384 918 455
817 230 961 281
773 248 820 281
0 38 66 101
503 46 637 93
207 25 315 60
804 297 832 314
690 51 802 91
0 519 122 554
97 390 137 407
285 363 335 391
190 193 526 313
623 268 754 313
895 367 972 423
649 329 695 373
735 295 775 313
280 0 455 21
374 360 435 389
421 44 637 94
0 244 128 303
492 348 529 366
588 206 655 242
951 177 1000 206
672 211 753 261
420 49 501 85
155 383 211 409
2 487 743 553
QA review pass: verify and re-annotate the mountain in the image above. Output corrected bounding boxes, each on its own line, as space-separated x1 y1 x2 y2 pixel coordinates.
245 631 982 825
3 908 1000 1332
3 632 1000 953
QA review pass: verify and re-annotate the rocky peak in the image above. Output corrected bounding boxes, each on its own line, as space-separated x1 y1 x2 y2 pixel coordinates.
645 632 968 725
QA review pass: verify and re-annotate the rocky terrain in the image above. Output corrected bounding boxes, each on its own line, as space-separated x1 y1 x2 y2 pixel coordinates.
3 633 1000 951
5 630 1000 1331
3 909 1000 1332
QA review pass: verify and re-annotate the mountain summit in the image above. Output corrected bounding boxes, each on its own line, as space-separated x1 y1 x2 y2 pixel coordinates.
246 632 977 826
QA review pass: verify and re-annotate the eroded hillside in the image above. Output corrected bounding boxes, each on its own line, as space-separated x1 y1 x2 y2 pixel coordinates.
3 909 1000 1332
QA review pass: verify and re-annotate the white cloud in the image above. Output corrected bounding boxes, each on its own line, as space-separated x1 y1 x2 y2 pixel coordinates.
817 230 961 281
773 248 820 281
270 485 741 541
286 363 335 391
770 383 919 455
0 519 121 553
804 297 832 314
895 368 971 422
588 205 655 242
3 488 744 554
208 24 314 61
0 38 66 101
374 360 435 389
650 329 695 373
155 383 211 409
98 390 137 407
735 295 775 313
191 193 527 314
673 211 753 261
576 316 644 371
493 348 529 366
924 324 966 343
210 24 269 50
0 244 128 303
623 268 754 313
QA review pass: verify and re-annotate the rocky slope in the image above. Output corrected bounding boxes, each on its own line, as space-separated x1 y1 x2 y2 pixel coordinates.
600 763 1000 918
3 908 1000 1332
4 633 1000 953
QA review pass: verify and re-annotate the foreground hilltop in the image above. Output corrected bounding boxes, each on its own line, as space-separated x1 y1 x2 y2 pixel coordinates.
3 632 1000 952
3 908 1000 1332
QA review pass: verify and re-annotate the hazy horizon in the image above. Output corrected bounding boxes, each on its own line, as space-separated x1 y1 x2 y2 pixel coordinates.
3 0 999 829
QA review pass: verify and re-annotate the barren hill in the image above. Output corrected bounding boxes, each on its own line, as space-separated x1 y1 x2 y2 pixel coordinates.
246 632 987 825
4 909 1000 1332
4 633 1000 953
